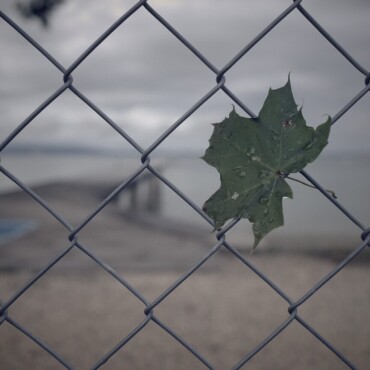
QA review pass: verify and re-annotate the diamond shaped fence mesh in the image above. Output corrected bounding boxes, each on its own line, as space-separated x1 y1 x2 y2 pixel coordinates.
0 1 369 369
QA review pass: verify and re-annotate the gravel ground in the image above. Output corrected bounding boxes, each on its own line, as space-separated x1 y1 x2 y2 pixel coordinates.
0 183 369 370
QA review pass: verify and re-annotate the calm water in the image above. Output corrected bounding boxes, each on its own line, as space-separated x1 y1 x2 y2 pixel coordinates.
1 151 369 249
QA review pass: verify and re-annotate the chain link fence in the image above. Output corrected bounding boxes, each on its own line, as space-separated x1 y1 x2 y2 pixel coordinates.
0 1 369 369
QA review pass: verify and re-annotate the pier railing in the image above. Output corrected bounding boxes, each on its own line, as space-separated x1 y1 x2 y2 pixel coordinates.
0 1 369 369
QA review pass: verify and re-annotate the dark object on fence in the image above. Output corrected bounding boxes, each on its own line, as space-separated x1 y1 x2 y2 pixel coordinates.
0 1 369 369
16 0 65 27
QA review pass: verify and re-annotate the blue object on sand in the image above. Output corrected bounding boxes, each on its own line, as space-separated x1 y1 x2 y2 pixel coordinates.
0 220 39 246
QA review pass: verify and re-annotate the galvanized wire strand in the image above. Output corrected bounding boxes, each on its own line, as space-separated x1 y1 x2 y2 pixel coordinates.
140 77 226 162
300 170 366 231
63 0 148 83
142 3 257 118
69 159 151 240
68 86 144 153
288 236 370 314
0 301 8 325
215 0 303 82
331 84 370 125
295 315 357 369
216 218 241 238
144 236 225 315
142 3 217 73
296 4 369 77
5 316 74 369
231 311 297 370
0 11 65 72
0 78 73 152
222 240 293 305
151 315 216 370
0 241 76 316
0 165 73 230
91 314 153 370
146 165 214 224
365 74 370 86
75 242 149 306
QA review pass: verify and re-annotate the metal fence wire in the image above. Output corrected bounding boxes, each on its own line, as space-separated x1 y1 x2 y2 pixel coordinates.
0 1 369 369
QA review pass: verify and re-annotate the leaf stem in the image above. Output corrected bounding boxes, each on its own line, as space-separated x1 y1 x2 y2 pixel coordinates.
285 175 337 199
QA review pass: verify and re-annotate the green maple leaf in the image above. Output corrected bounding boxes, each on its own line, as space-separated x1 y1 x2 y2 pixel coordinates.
202 78 331 249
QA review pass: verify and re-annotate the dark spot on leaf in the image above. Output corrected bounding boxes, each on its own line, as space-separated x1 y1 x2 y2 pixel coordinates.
282 118 294 128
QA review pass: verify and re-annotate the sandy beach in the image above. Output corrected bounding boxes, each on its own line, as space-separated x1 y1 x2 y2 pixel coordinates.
0 181 369 369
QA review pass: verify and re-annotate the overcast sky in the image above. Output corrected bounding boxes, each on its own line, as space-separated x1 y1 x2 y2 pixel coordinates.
1 0 369 155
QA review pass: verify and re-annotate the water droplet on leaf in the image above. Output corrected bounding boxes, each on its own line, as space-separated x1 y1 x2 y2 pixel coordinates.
231 192 239 200
249 146 256 155
304 140 315 150
259 170 271 179
233 167 246 178
282 119 294 128
259 196 269 205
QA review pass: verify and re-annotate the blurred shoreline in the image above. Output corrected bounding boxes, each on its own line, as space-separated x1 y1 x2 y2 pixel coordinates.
1 177 369 269
1 149 370 251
